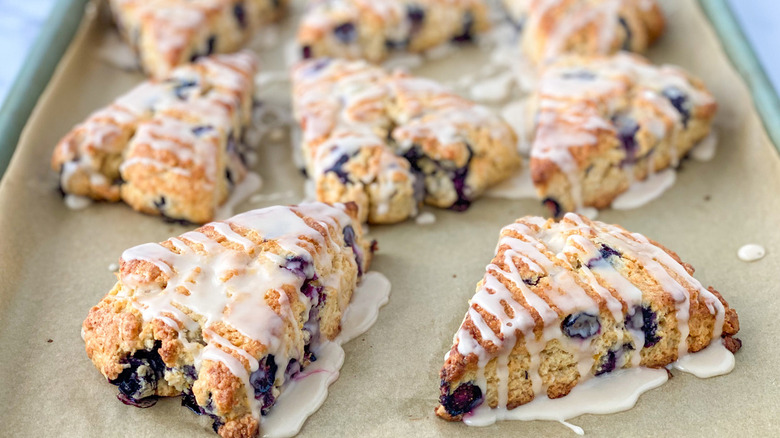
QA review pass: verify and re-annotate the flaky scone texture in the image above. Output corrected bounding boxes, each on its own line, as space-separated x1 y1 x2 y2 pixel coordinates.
529 52 717 214
436 213 739 421
292 58 521 224
110 0 287 78
83 202 372 438
298 0 490 63
51 52 257 224
503 0 665 64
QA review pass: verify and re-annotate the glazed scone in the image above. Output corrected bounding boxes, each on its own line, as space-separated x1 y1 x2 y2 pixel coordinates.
503 0 665 64
529 53 717 215
298 0 490 63
83 202 373 437
51 52 257 223
292 58 521 224
436 213 740 421
109 0 287 78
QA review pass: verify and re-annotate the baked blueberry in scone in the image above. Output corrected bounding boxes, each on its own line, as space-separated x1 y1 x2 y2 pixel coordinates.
529 52 717 215
109 0 287 78
292 58 522 224
51 52 257 224
298 0 490 63
83 202 372 437
503 0 665 64
436 213 740 421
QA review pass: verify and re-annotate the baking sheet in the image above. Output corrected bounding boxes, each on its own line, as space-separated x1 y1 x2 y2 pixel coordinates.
1 1 779 437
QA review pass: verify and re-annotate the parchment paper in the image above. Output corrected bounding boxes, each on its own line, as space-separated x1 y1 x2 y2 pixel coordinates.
1 1 779 437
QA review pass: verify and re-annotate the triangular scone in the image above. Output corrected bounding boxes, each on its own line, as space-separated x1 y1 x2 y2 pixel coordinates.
436 213 740 420
292 58 521 224
529 53 717 215
83 202 372 437
109 0 287 78
298 0 490 63
51 52 256 223
503 0 665 64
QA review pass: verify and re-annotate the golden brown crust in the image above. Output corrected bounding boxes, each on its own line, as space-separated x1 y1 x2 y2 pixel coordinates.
437 213 740 420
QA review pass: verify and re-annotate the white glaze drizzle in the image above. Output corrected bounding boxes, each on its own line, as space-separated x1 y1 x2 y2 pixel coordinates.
451 213 729 422
118 203 370 431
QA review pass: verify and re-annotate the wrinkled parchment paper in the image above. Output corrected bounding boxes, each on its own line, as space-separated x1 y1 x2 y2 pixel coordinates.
1 1 779 436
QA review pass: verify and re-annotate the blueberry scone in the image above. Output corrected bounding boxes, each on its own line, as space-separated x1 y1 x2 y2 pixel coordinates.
109 0 287 78
298 0 490 63
503 0 665 64
292 58 521 224
51 52 257 224
83 202 372 437
529 53 717 215
436 213 740 421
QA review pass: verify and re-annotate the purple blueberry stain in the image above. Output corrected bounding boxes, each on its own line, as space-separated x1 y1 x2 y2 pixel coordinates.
452 11 475 42
562 70 596 80
612 115 640 165
439 381 483 416
627 305 661 347
342 225 364 276
171 79 198 100
662 86 691 128
618 17 632 51
191 125 213 136
450 165 471 212
542 197 562 218
110 342 166 407
333 22 357 44
324 154 350 184
250 354 278 415
562 312 601 339
233 3 247 28
302 45 313 59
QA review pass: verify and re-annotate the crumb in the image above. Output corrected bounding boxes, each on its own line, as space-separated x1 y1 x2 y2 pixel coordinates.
47 339 53 343
704 195 711 201
452 274 457 278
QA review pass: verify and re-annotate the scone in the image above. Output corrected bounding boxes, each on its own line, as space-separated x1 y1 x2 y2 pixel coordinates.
83 202 372 437
436 213 740 420
109 0 287 78
298 0 490 63
503 0 665 64
529 53 717 215
51 52 257 224
292 58 522 224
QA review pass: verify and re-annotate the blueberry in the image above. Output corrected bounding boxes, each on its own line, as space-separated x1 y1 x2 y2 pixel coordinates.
599 244 622 260
452 11 475 42
302 45 313 59
212 418 224 434
439 381 483 416
562 312 601 339
618 17 632 51
250 355 278 415
522 277 540 287
627 306 661 347
205 35 216 56
542 197 562 218
191 125 213 136
407 4 425 27
110 342 166 405
450 166 471 212
172 79 198 100
595 349 617 376
283 255 314 279
324 154 350 184
181 388 205 415
342 225 364 276
225 169 234 186
661 86 691 128
233 3 247 28
612 115 640 165
333 22 357 44
153 196 166 211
